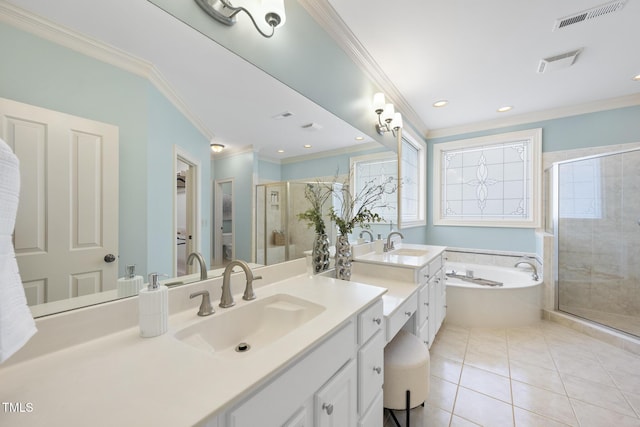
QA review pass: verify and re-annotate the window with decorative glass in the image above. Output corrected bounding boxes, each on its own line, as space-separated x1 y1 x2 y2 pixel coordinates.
433 128 542 228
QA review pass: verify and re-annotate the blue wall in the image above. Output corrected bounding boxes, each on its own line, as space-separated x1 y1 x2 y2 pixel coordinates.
0 22 210 277
147 86 211 273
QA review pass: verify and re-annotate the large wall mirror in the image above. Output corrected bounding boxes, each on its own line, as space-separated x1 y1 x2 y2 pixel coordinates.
0 7 407 318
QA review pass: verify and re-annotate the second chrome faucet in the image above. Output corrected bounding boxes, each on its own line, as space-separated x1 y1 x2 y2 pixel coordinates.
220 260 262 308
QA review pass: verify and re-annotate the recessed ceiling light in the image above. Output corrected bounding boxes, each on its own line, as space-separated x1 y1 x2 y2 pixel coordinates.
433 100 448 108
304 144 312 149
497 106 513 113
355 136 364 141
633 74 640 81
277 149 284 153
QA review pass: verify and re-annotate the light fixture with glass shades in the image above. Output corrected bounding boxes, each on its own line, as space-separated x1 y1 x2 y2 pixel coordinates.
194 0 286 38
373 93 403 137
210 143 225 153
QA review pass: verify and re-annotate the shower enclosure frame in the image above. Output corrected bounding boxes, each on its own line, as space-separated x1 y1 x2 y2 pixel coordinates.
549 146 640 337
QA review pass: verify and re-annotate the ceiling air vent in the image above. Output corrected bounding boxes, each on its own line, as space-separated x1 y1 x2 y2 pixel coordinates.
553 0 627 30
272 111 294 119
301 122 322 131
537 49 583 73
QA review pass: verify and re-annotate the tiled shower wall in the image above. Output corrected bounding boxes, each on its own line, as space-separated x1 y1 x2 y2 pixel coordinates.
544 142 640 337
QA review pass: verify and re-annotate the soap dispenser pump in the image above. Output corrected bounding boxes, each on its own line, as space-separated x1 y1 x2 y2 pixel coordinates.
138 272 168 338
117 264 144 298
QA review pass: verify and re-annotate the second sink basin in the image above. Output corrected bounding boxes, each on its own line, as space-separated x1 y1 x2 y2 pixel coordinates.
390 248 429 257
175 293 325 358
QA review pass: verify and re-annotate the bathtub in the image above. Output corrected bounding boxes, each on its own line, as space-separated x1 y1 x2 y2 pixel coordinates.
445 262 543 328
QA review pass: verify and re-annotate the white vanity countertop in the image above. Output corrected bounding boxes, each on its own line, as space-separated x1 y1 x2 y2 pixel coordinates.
349 274 418 318
0 275 386 427
354 243 447 268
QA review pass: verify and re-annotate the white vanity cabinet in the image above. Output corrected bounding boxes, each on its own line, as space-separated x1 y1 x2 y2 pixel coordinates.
213 297 385 427
356 299 385 427
416 253 445 348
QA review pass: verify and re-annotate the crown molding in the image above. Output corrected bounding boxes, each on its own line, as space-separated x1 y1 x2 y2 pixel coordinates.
299 0 429 137
428 93 640 140
0 1 212 140
211 144 256 160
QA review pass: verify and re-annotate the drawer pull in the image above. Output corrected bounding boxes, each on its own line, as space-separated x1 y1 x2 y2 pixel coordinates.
322 403 334 415
423 302 429 306
373 366 382 374
373 317 382 325
404 311 412 317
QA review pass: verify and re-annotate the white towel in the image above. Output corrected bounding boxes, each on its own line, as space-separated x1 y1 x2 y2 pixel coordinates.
0 138 37 363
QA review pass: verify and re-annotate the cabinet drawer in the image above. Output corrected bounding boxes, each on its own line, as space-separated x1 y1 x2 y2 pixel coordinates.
417 284 429 327
358 299 384 345
358 330 384 415
386 292 417 342
358 391 383 427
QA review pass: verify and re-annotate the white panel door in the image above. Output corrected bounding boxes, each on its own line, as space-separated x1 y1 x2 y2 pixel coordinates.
0 97 119 304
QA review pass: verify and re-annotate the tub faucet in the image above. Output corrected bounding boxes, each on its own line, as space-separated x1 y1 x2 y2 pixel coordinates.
359 230 374 242
220 260 262 308
514 257 539 281
187 252 208 281
385 231 404 252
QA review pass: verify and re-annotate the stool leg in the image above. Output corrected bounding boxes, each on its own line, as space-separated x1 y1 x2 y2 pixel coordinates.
406 390 410 427
387 408 401 427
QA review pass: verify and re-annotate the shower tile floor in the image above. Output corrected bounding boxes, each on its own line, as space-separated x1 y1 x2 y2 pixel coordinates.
383 320 640 426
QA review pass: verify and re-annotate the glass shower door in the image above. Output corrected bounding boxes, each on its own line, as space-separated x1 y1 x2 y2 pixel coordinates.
556 148 640 338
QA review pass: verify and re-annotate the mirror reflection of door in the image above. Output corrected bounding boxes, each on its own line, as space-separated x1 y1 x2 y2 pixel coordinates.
1 97 119 306
213 179 233 268
175 151 199 278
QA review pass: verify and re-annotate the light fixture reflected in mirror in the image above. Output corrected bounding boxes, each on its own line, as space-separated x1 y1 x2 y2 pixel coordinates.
210 143 225 153
195 0 286 38
373 92 403 137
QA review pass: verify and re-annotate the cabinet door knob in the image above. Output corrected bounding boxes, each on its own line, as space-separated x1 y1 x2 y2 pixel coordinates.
405 311 412 317
322 403 334 415
373 317 382 325
424 302 429 306
373 366 382 374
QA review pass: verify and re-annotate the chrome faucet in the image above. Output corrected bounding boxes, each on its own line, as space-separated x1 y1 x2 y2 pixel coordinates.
514 257 539 281
220 260 262 308
359 230 374 242
187 252 208 281
385 231 404 252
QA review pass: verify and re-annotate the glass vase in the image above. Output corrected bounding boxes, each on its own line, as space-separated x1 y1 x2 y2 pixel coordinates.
335 234 352 281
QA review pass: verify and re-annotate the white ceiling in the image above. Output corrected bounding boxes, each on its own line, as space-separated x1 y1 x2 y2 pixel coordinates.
4 0 640 158
328 0 640 133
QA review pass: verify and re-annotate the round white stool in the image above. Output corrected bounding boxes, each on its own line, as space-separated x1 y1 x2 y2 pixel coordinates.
384 330 430 427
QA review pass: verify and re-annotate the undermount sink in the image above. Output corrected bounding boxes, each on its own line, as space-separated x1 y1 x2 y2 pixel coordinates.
390 248 429 257
175 293 325 358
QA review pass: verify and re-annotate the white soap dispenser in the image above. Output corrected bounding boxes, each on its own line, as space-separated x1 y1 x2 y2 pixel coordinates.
117 264 144 298
138 272 168 338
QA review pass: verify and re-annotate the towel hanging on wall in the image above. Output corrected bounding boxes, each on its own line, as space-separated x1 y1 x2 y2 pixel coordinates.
0 138 37 363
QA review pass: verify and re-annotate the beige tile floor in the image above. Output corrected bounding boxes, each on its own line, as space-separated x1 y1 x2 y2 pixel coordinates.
383 320 640 427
